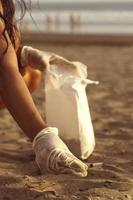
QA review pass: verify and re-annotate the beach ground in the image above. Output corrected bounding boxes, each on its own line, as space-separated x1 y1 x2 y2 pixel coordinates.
0 42 133 200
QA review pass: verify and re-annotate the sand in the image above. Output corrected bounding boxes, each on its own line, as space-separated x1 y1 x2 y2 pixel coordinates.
0 43 133 200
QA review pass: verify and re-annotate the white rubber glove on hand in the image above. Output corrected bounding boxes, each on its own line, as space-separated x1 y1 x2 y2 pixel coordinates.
20 46 80 73
21 46 50 70
32 127 88 177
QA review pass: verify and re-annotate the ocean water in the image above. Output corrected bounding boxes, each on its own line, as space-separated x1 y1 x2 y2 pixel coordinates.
15 1 133 34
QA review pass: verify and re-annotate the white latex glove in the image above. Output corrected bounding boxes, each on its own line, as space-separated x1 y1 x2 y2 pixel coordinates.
32 127 88 177
21 46 50 70
20 46 80 73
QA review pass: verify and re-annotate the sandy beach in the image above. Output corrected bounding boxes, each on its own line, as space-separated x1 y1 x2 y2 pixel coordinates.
0 41 133 200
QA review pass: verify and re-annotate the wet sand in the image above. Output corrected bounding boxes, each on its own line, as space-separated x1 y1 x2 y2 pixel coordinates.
22 32 133 45
0 43 133 200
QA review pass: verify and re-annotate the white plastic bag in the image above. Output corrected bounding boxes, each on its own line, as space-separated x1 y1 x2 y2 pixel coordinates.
44 59 98 160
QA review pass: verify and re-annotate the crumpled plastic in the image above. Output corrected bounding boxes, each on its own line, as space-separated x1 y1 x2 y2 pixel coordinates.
44 53 98 160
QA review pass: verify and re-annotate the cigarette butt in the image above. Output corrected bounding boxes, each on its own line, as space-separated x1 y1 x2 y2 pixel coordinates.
86 162 103 168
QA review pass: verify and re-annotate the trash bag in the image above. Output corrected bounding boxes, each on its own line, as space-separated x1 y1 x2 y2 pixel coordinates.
44 57 98 160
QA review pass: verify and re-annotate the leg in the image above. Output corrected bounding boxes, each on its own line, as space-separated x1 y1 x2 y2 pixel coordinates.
20 65 42 93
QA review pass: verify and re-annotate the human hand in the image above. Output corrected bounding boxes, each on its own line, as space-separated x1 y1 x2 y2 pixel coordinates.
21 46 50 71
33 127 88 177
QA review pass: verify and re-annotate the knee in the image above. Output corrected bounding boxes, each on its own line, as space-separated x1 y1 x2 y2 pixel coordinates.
22 66 42 93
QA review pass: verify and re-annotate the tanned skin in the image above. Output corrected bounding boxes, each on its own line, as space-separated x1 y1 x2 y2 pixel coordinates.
0 1 47 140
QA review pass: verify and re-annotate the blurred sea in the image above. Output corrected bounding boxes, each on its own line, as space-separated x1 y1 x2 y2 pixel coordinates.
15 1 133 34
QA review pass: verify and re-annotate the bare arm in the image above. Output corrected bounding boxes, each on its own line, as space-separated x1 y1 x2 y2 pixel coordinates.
0 22 47 140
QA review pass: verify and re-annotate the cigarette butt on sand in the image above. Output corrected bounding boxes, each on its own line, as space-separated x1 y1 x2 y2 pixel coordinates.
86 162 103 168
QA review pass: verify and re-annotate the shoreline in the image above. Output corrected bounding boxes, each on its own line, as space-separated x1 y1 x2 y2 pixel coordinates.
22 32 133 45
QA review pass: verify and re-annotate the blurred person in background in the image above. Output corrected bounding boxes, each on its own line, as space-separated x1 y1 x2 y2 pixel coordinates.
0 0 88 177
